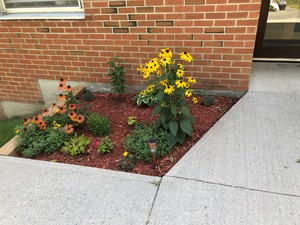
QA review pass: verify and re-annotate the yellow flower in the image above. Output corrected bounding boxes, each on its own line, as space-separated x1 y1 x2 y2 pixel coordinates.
177 63 183 69
159 57 172 67
185 89 192 97
187 76 197 84
185 83 190 89
15 129 20 134
180 51 193 62
123 151 128 157
147 84 155 93
164 85 175 95
140 89 147 95
143 72 150 79
160 79 168 87
176 69 184 77
175 80 186 88
159 48 172 59
156 70 162 76
192 97 198 104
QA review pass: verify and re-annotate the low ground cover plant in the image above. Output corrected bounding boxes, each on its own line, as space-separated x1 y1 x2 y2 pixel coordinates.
87 112 110 137
61 134 90 156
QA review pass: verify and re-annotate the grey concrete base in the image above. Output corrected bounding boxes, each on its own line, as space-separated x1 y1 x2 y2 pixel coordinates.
0 156 160 225
148 176 300 225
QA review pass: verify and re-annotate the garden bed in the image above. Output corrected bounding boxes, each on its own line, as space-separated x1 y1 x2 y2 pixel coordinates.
31 92 238 176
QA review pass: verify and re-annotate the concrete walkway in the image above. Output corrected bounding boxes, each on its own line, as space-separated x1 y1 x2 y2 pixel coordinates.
1 62 300 225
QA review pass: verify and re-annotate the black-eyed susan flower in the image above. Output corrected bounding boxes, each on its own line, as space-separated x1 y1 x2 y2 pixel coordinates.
58 105 66 114
164 85 175 95
187 76 197 84
180 51 193 62
58 93 66 101
176 69 184 77
38 122 47 130
75 114 85 123
24 118 31 126
159 48 172 59
147 84 155 93
68 104 77 111
32 115 42 124
185 89 193 97
192 97 198 104
143 72 150 79
63 124 74 134
175 80 186 88
184 83 191 89
159 57 172 67
65 85 73 92
160 79 168 87
58 82 65 91
177 63 183 69
68 111 77 121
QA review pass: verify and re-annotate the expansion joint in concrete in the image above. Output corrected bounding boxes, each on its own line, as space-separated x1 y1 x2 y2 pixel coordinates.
166 175 300 198
146 177 163 225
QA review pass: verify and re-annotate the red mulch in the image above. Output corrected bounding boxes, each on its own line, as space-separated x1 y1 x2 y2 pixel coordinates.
35 93 238 176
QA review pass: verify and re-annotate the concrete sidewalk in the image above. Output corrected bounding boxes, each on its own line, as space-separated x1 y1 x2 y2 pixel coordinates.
1 62 300 224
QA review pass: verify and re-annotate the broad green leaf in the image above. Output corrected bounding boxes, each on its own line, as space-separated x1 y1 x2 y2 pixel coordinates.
156 92 164 101
181 106 191 117
177 129 186 144
152 105 162 116
168 133 177 149
168 121 178 136
180 119 193 137
171 104 177 115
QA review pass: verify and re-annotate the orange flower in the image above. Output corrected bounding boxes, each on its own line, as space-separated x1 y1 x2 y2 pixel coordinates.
58 94 66 101
58 82 66 91
52 103 57 108
75 114 85 123
24 118 31 126
32 115 43 125
68 104 77 111
68 111 77 120
59 78 67 85
65 85 73 92
38 122 47 130
58 105 66 114
63 124 74 134
42 109 49 116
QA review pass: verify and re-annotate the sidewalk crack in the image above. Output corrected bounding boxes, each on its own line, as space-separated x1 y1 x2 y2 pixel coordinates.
146 177 162 225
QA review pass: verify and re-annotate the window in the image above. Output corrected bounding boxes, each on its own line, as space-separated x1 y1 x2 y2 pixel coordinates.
1 0 82 12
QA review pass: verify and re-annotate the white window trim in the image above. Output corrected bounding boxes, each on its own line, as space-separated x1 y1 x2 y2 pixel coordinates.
0 0 85 20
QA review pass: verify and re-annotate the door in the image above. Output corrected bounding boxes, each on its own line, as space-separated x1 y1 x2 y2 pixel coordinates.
254 0 300 58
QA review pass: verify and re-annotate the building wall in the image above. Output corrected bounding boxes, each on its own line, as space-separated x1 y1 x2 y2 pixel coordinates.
0 0 261 117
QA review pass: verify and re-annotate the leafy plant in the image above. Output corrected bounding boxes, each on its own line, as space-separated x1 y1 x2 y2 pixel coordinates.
202 95 215 107
108 57 126 94
137 48 197 148
97 136 114 154
61 134 90 156
123 123 171 162
134 84 158 107
87 112 110 137
127 116 137 126
83 89 93 102
15 125 67 157
297 159 300 163
117 153 138 172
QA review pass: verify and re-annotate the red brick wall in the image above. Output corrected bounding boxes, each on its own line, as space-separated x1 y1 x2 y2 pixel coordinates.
0 0 261 105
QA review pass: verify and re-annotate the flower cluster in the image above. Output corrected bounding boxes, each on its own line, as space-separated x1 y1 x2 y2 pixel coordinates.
20 79 86 135
137 48 198 104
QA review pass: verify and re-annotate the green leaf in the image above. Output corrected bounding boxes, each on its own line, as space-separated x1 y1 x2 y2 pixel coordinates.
160 112 168 123
177 129 186 144
168 133 177 149
181 106 191 117
171 104 177 115
152 105 162 116
180 119 193 137
168 121 178 136
156 92 164 101
137 98 143 106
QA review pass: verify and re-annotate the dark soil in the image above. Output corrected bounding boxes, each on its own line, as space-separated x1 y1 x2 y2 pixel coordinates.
35 93 238 176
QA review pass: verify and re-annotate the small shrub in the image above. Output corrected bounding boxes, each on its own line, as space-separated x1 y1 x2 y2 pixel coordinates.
117 153 138 172
134 85 158 107
202 95 215 107
123 124 171 162
87 112 110 137
108 57 126 94
61 134 90 156
15 125 67 157
97 136 114 154
83 89 94 102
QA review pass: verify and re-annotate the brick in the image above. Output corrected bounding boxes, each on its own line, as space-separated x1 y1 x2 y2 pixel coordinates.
113 28 129 33
185 0 205 4
109 1 126 7
156 21 174 26
121 21 137 27
204 27 224 33
136 7 155 13
101 8 118 14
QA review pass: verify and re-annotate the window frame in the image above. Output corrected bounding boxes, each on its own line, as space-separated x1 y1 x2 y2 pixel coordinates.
0 0 84 13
